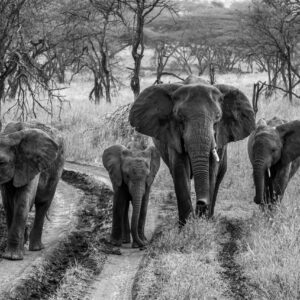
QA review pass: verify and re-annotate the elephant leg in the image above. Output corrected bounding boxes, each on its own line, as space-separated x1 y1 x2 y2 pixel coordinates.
209 147 227 217
1 183 14 230
138 189 150 243
207 156 219 217
3 184 34 260
122 198 131 243
170 151 192 226
110 185 128 246
29 192 54 251
273 163 291 203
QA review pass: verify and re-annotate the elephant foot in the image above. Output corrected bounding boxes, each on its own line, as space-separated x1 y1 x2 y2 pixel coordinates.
132 241 146 249
110 238 122 247
122 237 131 244
195 200 208 217
140 236 148 244
2 247 24 260
29 241 45 251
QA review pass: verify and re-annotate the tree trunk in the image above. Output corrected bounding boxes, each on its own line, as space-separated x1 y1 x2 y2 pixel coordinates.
287 45 293 103
130 3 145 99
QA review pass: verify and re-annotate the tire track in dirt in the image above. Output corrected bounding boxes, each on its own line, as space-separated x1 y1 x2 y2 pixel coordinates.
0 163 113 300
218 218 252 300
88 201 161 300
0 180 83 298
65 161 164 300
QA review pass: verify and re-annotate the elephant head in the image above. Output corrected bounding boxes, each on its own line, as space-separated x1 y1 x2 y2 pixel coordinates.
248 117 300 205
129 82 255 216
0 128 59 187
103 144 160 247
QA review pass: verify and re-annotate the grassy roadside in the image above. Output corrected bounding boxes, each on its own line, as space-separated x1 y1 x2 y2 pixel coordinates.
3 70 300 298
132 213 227 299
237 174 300 300
2 171 114 300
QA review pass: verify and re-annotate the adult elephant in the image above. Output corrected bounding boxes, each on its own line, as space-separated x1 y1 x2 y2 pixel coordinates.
248 117 300 205
129 79 255 224
0 122 65 260
103 144 160 248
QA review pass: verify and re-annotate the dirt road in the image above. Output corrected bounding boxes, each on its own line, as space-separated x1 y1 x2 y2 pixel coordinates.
89 201 161 300
0 160 255 299
0 180 82 297
65 161 165 299
0 161 111 299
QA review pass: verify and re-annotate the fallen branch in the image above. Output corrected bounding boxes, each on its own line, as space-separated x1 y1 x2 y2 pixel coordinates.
258 81 300 99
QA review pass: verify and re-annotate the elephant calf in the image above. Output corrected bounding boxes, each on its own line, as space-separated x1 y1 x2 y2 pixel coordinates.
103 143 160 248
248 117 300 206
0 121 65 260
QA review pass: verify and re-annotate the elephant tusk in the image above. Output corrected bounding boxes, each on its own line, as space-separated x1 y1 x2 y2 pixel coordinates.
267 168 271 178
212 148 219 162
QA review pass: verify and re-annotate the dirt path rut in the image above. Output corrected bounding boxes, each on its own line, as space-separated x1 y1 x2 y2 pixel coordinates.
218 217 253 300
0 161 111 298
0 180 82 296
65 161 112 188
89 202 161 300
66 161 163 299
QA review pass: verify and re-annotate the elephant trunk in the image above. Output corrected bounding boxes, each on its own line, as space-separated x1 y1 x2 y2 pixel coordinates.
130 181 145 247
186 120 213 215
253 159 267 204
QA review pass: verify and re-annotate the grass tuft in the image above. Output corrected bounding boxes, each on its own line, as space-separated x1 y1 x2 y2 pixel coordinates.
133 211 226 299
237 183 300 300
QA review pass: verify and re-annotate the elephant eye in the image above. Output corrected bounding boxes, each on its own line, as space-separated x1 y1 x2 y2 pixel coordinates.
177 112 185 121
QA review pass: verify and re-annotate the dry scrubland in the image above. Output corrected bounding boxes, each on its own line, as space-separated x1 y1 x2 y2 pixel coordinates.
4 71 300 298
59 72 300 299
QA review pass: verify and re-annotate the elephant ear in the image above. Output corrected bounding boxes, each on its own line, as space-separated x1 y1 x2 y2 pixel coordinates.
276 120 300 165
11 129 59 187
129 84 183 153
145 146 161 186
215 84 255 147
102 145 126 188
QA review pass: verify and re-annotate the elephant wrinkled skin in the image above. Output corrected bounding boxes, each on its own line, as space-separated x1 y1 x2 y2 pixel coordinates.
0 121 65 260
129 77 255 224
103 144 160 248
248 117 300 206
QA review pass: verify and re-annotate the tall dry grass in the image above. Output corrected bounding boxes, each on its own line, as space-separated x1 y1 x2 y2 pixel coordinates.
4 69 300 298
134 216 227 300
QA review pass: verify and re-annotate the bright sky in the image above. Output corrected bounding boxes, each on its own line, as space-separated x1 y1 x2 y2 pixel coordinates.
200 0 248 8
219 0 247 8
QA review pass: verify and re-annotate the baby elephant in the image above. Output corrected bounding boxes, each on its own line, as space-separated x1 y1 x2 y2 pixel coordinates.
103 144 160 248
0 121 65 260
248 117 300 206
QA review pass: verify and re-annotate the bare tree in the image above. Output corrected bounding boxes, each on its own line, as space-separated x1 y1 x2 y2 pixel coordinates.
241 0 300 102
0 0 67 121
65 0 126 104
117 0 176 98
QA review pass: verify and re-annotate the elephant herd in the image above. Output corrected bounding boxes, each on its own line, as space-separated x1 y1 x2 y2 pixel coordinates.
1 76 300 259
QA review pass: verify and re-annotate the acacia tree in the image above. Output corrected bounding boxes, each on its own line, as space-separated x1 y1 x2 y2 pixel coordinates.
117 0 175 98
0 0 67 121
241 0 300 101
65 0 127 104
144 28 177 83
